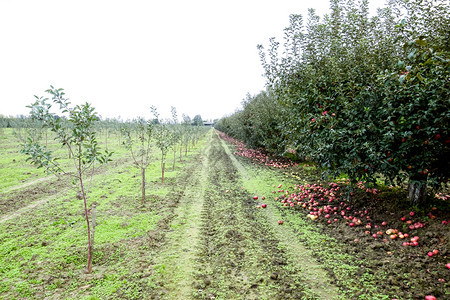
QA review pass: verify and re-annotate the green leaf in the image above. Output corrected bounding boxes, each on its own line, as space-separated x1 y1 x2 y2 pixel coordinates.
417 73 424 82
415 39 426 47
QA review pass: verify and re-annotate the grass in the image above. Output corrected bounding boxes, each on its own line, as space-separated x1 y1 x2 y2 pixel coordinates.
0 127 210 299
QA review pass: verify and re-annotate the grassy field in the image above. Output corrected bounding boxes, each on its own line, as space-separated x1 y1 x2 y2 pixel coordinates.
0 128 207 299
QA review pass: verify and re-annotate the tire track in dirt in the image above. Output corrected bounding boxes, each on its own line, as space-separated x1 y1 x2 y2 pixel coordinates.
1 175 54 194
0 178 67 219
218 132 342 300
150 131 212 299
0 193 63 224
192 132 314 299
0 158 134 223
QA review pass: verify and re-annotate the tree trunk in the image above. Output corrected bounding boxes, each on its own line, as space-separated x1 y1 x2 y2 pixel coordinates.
179 143 182 161
141 167 145 205
79 174 93 274
161 162 165 184
91 204 97 255
408 174 428 206
173 149 176 171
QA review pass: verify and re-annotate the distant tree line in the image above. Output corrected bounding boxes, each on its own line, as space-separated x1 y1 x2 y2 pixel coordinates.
0 113 206 129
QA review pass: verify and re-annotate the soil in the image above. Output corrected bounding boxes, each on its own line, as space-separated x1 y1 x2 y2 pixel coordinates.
0 178 63 217
191 132 309 299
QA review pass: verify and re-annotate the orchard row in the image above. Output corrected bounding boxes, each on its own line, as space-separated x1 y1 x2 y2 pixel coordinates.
17 86 208 274
216 0 449 205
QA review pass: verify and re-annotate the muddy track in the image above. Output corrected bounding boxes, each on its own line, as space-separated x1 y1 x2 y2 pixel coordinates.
148 138 211 299
219 136 341 300
0 178 65 218
191 132 311 299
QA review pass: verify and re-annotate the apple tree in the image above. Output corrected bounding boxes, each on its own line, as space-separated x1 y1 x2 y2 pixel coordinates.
122 117 154 205
22 86 112 273
255 0 449 205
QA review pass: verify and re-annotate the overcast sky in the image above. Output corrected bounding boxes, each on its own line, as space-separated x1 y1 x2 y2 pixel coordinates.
0 0 387 121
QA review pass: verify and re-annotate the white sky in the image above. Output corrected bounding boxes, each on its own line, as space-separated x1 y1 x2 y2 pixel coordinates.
0 0 387 121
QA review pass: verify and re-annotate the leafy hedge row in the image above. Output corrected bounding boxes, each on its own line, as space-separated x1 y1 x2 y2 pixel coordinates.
215 0 449 204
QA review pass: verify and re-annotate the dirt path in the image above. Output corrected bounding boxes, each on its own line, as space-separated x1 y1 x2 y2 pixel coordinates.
0 176 62 223
0 193 61 224
151 133 211 299
0 157 134 223
152 130 341 299
219 134 341 299
1 175 54 194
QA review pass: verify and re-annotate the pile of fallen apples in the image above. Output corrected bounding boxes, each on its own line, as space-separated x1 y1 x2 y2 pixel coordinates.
261 182 449 300
218 131 298 169
267 182 448 258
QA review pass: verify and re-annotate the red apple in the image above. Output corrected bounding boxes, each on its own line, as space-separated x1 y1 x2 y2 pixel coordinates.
433 249 439 255
409 211 415 216
425 296 436 300
427 252 434 257
253 196 258 200
261 203 267 208
278 220 284 225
